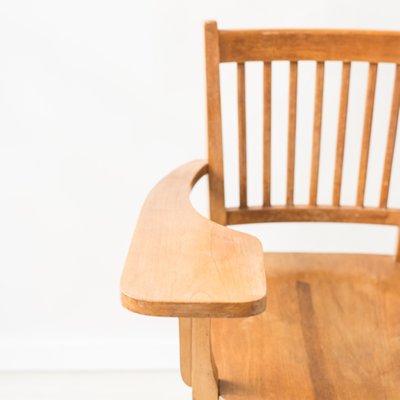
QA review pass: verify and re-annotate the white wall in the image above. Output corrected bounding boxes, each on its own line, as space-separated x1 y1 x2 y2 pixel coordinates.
0 0 400 370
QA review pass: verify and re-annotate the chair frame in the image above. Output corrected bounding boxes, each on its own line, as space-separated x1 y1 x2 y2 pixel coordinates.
121 21 400 399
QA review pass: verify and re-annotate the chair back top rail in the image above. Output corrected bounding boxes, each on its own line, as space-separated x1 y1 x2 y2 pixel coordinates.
218 29 400 63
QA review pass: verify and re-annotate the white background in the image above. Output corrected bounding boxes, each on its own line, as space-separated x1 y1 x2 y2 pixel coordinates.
1 0 400 371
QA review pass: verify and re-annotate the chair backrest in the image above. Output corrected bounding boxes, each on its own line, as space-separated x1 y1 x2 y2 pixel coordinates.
205 21 400 232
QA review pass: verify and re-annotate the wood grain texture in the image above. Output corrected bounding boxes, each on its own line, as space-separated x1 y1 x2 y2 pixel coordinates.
237 62 247 208
120 160 266 318
179 318 192 386
333 62 351 206
287 61 298 206
380 64 400 208
309 62 325 206
357 62 378 207
212 252 400 399
205 21 226 225
192 318 219 400
263 61 272 207
219 29 400 63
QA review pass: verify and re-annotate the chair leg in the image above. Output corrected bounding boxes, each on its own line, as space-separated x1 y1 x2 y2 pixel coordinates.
192 318 219 400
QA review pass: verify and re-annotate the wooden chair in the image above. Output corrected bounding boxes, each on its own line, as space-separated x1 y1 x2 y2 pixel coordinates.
120 21 400 399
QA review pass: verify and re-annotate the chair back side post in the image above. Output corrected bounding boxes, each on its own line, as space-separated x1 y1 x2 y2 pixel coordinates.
205 22 400 259
205 21 226 225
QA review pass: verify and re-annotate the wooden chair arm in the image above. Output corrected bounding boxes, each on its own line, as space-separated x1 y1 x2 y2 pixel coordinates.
120 160 266 318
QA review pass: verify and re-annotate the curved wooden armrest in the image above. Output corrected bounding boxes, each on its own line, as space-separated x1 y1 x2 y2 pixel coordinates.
120 160 266 318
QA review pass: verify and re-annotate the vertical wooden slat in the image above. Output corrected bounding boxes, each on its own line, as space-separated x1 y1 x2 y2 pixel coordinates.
287 61 298 206
238 62 247 208
356 63 378 207
309 62 325 206
380 64 400 208
332 62 351 206
263 62 272 207
205 21 226 225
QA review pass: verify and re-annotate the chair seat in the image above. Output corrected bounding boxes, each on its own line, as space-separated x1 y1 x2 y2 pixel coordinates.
211 253 400 400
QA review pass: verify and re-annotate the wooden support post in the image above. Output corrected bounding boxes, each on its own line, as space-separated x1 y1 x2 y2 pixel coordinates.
179 318 192 386
192 318 219 400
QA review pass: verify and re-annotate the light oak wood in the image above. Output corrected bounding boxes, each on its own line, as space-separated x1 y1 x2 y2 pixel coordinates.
287 61 298 206
219 29 400 63
237 62 247 208
212 252 400 399
120 160 266 318
121 22 400 399
192 318 219 400
205 23 400 216
179 318 192 386
226 204 400 225
205 21 226 225
380 64 400 208
396 227 400 262
263 62 272 207
357 62 378 207
309 62 324 206
333 62 351 206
